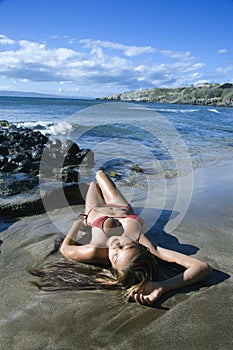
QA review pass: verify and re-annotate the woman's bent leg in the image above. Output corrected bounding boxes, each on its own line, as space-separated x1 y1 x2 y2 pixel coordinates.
84 181 105 214
96 170 131 208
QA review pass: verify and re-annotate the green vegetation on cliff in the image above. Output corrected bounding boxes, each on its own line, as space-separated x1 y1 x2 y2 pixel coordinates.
98 83 233 107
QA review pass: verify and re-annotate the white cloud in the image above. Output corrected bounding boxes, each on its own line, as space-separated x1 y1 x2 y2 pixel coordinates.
0 34 15 45
160 49 192 61
0 34 229 97
214 64 233 74
80 39 155 56
216 48 228 54
0 83 12 90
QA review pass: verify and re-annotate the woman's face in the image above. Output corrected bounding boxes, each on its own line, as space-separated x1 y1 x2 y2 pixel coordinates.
108 236 139 270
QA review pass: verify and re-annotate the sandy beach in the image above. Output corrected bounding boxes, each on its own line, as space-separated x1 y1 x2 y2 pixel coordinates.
0 159 232 350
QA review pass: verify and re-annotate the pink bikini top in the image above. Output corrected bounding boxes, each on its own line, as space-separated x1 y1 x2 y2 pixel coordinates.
91 214 144 233
80 205 144 237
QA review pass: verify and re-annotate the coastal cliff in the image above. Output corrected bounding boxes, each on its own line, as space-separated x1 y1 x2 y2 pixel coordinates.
98 83 233 107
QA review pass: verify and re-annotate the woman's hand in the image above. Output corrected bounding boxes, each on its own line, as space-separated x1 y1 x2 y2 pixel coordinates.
131 281 165 305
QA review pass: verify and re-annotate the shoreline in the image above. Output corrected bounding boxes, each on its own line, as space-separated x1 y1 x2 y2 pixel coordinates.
98 83 233 108
0 158 232 349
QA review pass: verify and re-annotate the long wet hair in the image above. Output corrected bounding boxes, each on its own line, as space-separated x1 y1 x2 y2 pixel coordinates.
29 243 158 301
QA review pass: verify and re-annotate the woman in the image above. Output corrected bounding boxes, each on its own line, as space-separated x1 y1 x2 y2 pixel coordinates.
32 170 211 305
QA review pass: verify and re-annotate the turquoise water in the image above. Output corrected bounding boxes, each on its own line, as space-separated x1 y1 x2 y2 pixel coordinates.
0 96 233 175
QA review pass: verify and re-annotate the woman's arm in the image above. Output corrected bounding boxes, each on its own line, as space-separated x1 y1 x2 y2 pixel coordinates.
60 220 95 263
61 219 83 246
134 235 212 305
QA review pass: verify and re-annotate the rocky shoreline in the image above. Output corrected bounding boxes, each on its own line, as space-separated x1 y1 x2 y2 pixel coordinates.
98 83 233 107
0 120 93 217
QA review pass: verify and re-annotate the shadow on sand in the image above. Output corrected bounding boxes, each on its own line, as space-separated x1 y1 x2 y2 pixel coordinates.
138 208 231 309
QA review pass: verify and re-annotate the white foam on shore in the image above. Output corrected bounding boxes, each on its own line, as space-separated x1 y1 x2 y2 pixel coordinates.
15 120 74 136
16 121 52 129
46 121 74 135
156 108 198 113
208 108 220 113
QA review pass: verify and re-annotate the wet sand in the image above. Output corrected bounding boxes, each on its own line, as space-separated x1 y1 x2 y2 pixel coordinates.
0 160 232 350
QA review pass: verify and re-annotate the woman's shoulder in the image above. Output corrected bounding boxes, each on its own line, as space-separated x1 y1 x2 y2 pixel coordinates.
60 244 101 263
68 243 109 265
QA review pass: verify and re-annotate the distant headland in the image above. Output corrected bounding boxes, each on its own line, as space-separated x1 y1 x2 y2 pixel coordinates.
97 83 233 107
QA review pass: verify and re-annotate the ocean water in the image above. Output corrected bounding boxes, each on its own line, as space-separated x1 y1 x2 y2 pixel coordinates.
1 96 233 234
0 96 233 181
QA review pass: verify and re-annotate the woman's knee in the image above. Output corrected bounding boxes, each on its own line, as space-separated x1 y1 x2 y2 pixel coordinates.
96 170 105 181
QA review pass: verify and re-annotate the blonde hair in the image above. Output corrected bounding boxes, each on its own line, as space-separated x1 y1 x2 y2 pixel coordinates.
29 244 158 301
96 243 158 300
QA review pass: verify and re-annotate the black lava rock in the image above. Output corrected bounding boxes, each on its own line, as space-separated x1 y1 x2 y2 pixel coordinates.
0 173 39 196
0 120 94 216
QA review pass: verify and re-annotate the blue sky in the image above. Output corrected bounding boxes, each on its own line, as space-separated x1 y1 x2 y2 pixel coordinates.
0 0 232 97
